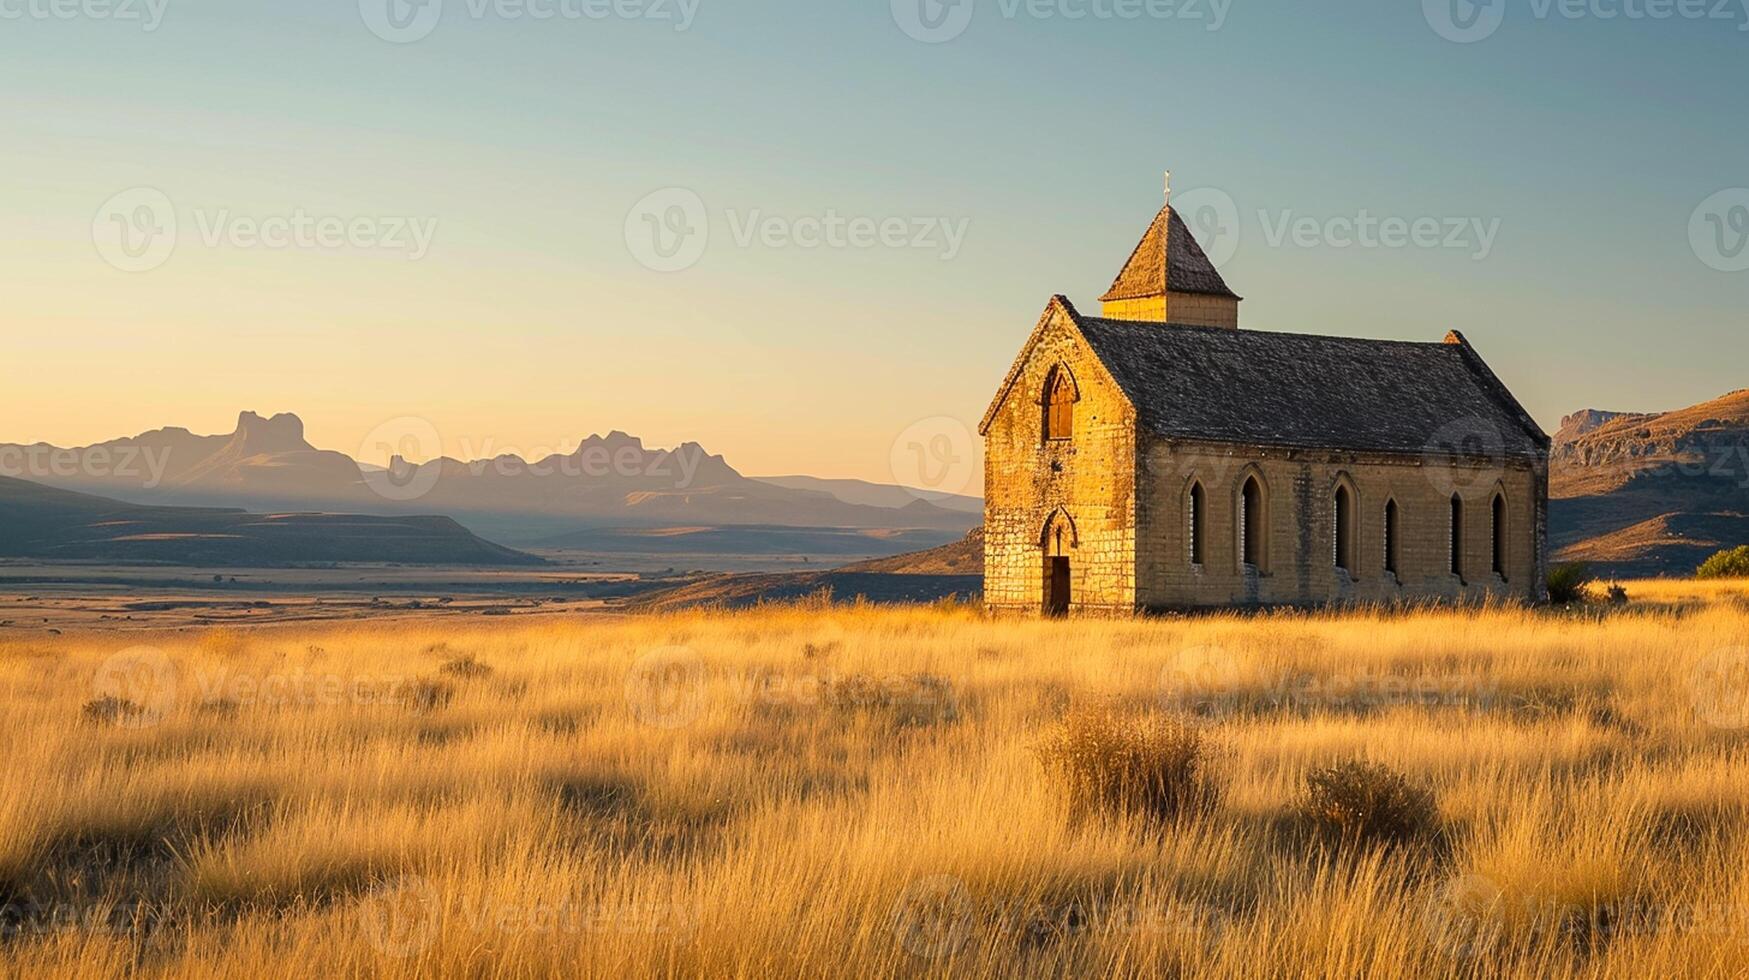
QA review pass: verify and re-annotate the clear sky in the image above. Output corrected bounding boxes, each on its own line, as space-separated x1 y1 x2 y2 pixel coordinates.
4 0 1745 494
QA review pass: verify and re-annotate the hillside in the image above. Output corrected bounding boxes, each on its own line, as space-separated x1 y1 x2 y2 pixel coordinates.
0 475 541 566
629 528 987 609
1550 389 1749 576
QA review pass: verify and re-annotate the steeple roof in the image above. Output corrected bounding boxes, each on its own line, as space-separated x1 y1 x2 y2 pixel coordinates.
1099 206 1241 302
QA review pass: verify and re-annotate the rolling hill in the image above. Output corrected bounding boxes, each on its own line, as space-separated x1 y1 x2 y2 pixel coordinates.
0 475 540 566
1550 389 1749 576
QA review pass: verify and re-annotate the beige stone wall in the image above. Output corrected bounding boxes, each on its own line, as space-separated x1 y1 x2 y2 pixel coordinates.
983 306 1137 613
1099 293 1237 329
1134 438 1547 608
1164 291 1239 330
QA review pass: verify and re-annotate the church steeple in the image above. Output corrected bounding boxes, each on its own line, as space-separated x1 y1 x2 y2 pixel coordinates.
1099 178 1242 328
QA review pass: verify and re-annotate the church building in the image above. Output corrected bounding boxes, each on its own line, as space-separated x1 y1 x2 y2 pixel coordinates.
979 182 1551 613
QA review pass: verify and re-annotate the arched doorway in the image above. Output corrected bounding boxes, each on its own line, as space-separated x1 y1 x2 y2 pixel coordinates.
1041 509 1076 617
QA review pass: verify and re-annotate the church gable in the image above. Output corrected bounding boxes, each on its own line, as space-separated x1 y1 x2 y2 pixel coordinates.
977 295 1134 438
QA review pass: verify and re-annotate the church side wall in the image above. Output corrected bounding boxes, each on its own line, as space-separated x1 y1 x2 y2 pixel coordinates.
1134 438 1546 609
983 313 1136 613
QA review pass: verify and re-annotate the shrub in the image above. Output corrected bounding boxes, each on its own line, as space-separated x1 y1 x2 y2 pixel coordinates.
404 678 455 712
81 696 143 725
1035 706 1217 824
1298 760 1436 848
1697 545 1749 580
1547 562 1594 604
439 654 492 679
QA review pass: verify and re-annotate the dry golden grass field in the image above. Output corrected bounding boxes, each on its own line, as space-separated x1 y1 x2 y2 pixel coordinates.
5 583 1749 978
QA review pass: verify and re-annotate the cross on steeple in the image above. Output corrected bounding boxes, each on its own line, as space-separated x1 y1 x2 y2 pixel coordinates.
1163 170 1172 207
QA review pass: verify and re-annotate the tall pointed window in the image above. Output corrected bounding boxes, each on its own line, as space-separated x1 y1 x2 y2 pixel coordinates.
1188 481 1206 566
1384 500 1400 578
1333 484 1356 575
1044 369 1075 442
1492 493 1507 578
1240 475 1267 571
1449 494 1465 579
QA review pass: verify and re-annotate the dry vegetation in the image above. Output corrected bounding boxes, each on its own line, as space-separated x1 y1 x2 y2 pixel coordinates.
4 585 1749 978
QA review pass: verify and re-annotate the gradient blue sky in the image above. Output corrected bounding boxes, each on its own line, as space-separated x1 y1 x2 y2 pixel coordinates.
3 0 1745 492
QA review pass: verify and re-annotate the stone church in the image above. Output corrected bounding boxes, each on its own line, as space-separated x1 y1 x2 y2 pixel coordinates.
979 187 1551 613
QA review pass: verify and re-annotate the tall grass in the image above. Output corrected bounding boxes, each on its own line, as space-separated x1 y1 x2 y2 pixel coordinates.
2 584 1749 977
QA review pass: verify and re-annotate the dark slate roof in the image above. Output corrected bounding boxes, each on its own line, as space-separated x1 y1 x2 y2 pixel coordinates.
1075 317 1549 458
1100 207 1241 302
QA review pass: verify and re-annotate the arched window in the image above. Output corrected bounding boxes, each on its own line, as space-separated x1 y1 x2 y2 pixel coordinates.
1044 369 1075 442
1240 475 1267 571
1449 494 1465 579
1384 499 1400 577
1188 481 1206 566
1492 492 1507 578
1333 483 1356 575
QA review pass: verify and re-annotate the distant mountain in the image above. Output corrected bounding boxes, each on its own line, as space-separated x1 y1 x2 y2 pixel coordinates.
753 475 983 515
0 475 540 566
0 415 977 546
1553 408 1648 449
1550 389 1749 576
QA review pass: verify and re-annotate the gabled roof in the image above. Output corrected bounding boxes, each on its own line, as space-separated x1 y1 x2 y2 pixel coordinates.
1073 316 1550 458
1100 206 1241 302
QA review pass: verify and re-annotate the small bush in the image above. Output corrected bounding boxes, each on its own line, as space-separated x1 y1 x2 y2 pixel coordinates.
1547 562 1594 604
405 678 455 712
1697 545 1749 580
1298 760 1436 848
1035 706 1217 824
1605 582 1629 606
439 654 492 679
81 696 143 725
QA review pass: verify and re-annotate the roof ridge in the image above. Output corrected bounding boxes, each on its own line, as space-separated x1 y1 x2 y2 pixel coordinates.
1080 316 1452 347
